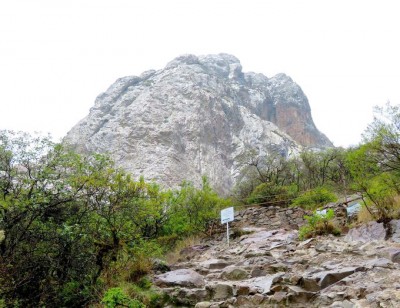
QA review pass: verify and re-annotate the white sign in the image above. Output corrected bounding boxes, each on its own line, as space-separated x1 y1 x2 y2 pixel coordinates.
221 207 234 224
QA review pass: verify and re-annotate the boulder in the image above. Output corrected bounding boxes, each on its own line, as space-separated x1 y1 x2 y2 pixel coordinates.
235 285 250 296
200 258 231 270
330 300 355 308
154 269 205 288
301 266 364 291
390 220 400 243
169 287 210 306
250 266 267 278
195 302 212 308
365 258 393 269
250 293 265 305
235 295 253 307
220 266 248 280
287 285 316 303
317 267 363 289
271 291 288 303
385 248 400 263
207 283 233 300
248 273 284 294
344 221 386 243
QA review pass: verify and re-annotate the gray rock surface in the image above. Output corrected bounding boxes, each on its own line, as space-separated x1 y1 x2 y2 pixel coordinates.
220 266 248 280
64 53 332 194
344 221 387 242
154 206 400 307
390 219 400 243
154 268 205 288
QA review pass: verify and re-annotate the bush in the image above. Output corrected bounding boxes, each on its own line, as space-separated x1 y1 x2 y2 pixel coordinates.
291 187 337 210
126 240 162 282
102 287 145 308
163 177 231 236
247 183 297 207
299 209 341 240
231 228 254 239
126 283 165 308
156 234 180 252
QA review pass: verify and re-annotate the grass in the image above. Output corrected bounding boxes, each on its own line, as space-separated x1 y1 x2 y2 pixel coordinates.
389 195 400 219
357 205 374 223
355 194 400 223
165 235 202 265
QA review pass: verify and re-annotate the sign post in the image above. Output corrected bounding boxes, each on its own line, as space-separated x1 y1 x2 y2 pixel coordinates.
221 207 234 247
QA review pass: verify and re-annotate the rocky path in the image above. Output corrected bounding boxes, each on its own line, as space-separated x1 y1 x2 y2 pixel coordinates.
153 211 400 307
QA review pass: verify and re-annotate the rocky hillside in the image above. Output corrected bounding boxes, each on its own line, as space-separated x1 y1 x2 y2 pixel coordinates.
153 206 400 307
64 54 332 194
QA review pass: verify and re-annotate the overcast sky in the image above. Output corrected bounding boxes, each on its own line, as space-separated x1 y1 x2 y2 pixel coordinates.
1 0 399 147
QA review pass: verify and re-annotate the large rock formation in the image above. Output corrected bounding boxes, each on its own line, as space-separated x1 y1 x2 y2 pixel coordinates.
65 54 332 194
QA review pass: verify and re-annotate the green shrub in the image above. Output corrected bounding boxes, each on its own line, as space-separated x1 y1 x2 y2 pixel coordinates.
136 276 152 290
291 187 337 210
102 287 145 308
163 177 231 236
59 281 92 307
247 183 297 207
156 234 180 252
127 283 165 308
299 209 341 240
231 228 254 239
127 240 162 282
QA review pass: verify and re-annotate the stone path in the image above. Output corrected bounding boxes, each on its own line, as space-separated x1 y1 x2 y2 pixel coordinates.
153 212 400 307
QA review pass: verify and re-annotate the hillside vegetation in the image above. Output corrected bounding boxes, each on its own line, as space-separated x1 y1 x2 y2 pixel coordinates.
1 103 400 306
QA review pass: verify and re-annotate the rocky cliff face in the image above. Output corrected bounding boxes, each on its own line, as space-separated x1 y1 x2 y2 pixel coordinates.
64 54 332 194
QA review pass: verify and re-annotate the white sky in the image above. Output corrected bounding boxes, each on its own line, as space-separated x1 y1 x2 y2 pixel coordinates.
1 0 399 147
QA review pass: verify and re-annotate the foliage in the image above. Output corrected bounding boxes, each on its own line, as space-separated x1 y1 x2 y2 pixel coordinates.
247 182 297 207
164 236 201 264
346 139 400 220
356 204 374 223
299 209 341 240
363 102 400 173
4 101 400 305
128 240 163 282
102 287 145 308
0 130 230 306
235 147 351 208
233 151 297 201
298 149 348 191
126 282 166 307
291 187 337 210
234 102 400 226
163 177 231 236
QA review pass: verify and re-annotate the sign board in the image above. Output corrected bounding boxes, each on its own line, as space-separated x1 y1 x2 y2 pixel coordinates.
221 207 234 224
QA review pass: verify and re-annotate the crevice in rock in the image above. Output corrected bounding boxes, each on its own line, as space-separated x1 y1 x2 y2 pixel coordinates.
381 218 394 240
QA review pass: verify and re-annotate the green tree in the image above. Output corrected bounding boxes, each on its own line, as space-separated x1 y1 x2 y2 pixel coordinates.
0 131 166 306
164 177 231 236
291 187 337 210
363 102 400 173
346 144 399 220
345 103 400 220
246 182 297 207
0 131 232 306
